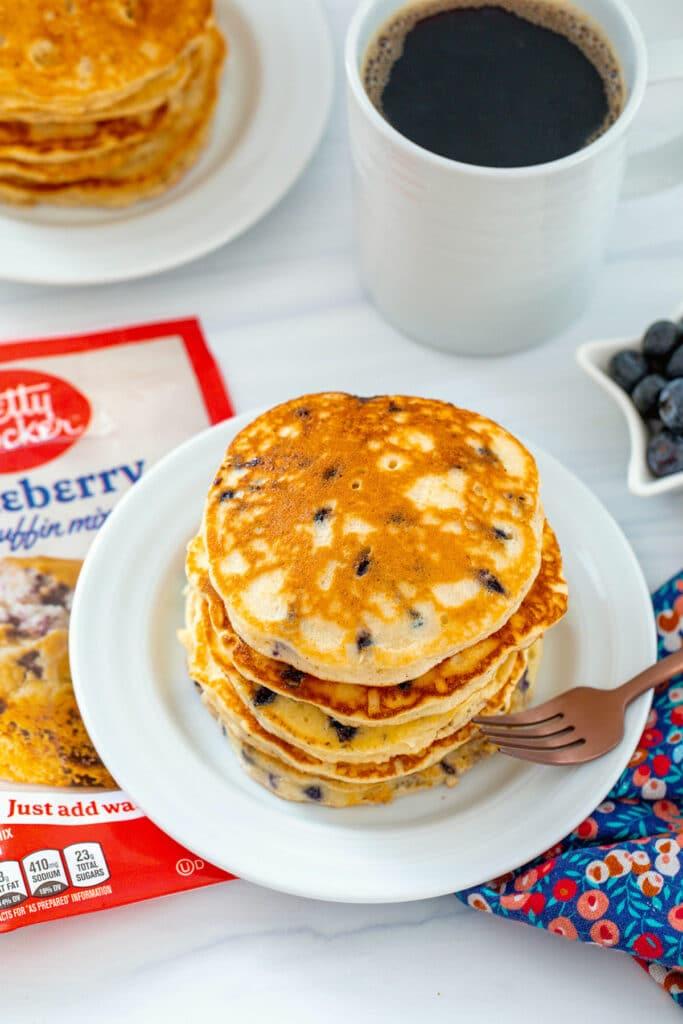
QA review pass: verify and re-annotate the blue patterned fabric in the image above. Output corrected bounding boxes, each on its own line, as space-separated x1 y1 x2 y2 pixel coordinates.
457 571 683 1004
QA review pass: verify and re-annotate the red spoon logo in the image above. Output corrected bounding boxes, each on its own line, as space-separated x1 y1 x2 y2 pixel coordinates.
0 368 91 473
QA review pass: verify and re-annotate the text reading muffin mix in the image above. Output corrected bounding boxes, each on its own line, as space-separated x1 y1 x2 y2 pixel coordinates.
0 319 234 930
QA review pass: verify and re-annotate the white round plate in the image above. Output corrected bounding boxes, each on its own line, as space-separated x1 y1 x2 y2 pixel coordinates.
71 413 656 903
0 0 333 285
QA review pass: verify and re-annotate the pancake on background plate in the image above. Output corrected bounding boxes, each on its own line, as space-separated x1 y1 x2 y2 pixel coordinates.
182 393 567 806
0 0 225 207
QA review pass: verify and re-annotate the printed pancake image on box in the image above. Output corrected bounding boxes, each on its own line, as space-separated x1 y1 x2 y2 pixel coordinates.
0 554 111 788
0 319 234 930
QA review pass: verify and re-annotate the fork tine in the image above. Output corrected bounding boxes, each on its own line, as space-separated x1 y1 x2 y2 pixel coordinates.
473 693 566 728
480 720 573 741
497 742 589 766
481 729 580 750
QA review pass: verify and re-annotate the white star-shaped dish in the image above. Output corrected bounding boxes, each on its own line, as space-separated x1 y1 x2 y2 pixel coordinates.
576 306 683 497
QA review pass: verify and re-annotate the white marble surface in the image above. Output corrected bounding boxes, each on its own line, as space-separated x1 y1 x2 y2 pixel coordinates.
3 1 683 1020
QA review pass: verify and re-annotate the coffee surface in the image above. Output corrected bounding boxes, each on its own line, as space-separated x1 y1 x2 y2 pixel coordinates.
363 1 624 168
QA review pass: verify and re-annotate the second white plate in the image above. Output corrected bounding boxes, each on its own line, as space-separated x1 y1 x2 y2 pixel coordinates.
71 413 656 903
0 0 334 285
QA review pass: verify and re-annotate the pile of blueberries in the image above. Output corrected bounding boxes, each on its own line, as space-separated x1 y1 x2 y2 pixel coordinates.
609 318 683 478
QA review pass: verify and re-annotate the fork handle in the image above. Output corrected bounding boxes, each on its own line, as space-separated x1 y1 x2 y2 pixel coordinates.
618 646 683 708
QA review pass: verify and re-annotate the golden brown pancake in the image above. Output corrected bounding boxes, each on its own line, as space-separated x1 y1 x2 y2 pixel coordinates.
186 520 565 724
203 394 544 685
0 4 225 207
226 726 500 808
222 665 537 808
0 26 224 207
183 582 533 764
185 607 529 784
0 29 220 183
0 45 198 124
0 106 167 161
0 0 212 112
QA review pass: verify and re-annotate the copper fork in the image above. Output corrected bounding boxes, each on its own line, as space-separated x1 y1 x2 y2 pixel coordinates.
474 647 683 765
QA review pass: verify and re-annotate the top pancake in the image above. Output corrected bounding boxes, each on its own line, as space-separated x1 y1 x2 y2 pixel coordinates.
0 0 211 113
203 393 544 684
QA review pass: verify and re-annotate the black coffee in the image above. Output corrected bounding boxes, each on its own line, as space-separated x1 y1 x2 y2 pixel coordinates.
363 1 624 168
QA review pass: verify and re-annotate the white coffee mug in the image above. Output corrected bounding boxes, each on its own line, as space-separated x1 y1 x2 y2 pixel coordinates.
346 0 683 355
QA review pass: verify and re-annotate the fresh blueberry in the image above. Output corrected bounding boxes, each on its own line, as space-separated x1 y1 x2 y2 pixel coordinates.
647 430 683 478
659 379 683 432
666 345 683 380
642 320 681 365
647 418 664 436
631 374 667 418
608 349 648 393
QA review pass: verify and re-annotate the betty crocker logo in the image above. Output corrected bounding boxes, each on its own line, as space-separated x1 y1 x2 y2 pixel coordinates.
0 368 91 473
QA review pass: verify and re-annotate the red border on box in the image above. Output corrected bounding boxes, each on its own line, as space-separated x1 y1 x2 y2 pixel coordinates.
0 318 234 425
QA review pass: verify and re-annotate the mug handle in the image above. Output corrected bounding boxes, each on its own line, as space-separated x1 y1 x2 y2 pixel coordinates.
622 39 683 198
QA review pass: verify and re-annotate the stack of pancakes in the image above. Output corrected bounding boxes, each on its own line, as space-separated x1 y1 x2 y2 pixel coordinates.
182 394 568 808
0 0 225 207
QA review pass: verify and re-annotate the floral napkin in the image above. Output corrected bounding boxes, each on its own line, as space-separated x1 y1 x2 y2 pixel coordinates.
457 571 683 1005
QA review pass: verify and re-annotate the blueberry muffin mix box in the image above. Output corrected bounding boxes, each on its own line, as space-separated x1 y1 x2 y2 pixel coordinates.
0 319 234 931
